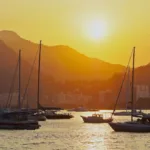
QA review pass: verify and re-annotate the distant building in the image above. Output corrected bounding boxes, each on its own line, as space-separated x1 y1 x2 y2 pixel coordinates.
53 92 92 106
136 85 150 101
99 90 112 102
135 85 150 109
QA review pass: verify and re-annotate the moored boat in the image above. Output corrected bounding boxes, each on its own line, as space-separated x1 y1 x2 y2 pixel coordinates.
109 121 150 132
109 47 150 132
45 110 73 119
0 111 40 130
81 113 113 123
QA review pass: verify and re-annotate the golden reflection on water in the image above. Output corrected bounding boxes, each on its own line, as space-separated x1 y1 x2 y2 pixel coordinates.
74 111 150 150
0 111 149 150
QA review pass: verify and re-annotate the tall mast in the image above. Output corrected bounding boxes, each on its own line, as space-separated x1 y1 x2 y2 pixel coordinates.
111 49 133 118
18 49 21 109
37 40 42 109
131 47 135 121
125 67 130 112
26 92 29 109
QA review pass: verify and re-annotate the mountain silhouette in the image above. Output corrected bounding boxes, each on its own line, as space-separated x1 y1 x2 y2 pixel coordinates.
1 30 150 109
105 64 150 109
0 30 125 81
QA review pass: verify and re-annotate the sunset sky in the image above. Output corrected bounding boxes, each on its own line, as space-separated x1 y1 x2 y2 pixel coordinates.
0 0 150 66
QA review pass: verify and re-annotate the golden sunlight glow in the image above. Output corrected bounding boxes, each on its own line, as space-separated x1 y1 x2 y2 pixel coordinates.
85 20 108 40
1 1 150 66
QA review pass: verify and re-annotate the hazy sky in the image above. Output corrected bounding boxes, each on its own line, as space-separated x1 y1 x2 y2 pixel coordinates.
0 0 150 66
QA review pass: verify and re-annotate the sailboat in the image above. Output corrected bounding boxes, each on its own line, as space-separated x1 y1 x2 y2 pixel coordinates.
19 41 46 121
0 50 40 130
31 40 47 121
113 67 144 116
109 47 150 132
37 41 73 119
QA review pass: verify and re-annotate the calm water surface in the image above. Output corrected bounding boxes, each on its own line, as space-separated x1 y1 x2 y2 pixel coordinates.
0 111 150 150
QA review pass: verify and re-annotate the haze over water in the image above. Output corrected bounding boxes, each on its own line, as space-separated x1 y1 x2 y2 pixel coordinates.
0 111 150 150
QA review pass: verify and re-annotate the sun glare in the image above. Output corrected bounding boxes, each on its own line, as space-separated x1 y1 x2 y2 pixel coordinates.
86 20 108 41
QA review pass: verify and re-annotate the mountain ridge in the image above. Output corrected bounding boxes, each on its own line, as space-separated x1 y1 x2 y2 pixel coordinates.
0 30 150 108
0 30 125 81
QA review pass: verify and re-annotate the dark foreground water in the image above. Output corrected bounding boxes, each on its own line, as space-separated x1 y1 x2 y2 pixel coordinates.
0 111 150 150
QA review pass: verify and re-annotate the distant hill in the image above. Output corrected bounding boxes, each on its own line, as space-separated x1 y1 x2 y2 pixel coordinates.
0 30 125 81
105 64 150 109
1 30 150 109
108 63 150 86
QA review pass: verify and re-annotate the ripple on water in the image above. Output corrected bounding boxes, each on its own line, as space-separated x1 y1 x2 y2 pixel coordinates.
0 112 150 150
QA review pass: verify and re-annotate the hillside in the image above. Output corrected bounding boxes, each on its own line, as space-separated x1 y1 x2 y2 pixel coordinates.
0 30 125 81
1 30 150 109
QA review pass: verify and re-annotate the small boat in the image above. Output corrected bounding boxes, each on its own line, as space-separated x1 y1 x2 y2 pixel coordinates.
45 110 73 119
109 47 150 132
81 113 113 123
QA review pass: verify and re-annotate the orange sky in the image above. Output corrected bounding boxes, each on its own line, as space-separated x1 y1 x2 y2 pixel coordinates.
0 0 150 66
